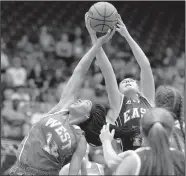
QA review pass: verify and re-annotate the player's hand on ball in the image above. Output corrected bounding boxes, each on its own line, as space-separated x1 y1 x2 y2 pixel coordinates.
99 123 115 143
85 12 96 35
97 27 115 46
116 15 129 38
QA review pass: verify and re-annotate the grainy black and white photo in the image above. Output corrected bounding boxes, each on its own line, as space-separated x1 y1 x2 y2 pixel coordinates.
1 1 185 175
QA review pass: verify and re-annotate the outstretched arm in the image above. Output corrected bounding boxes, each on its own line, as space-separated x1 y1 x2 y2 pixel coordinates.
86 13 123 122
116 16 155 106
48 30 114 114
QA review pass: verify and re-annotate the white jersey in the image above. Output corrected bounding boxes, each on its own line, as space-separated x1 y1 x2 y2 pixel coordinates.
59 161 104 175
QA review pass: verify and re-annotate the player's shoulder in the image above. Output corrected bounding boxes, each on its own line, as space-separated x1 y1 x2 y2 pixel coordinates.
139 94 154 107
35 109 70 131
42 109 69 121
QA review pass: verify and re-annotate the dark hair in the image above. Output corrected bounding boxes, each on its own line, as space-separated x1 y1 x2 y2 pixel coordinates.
79 104 139 147
140 108 175 175
79 104 106 146
155 85 185 151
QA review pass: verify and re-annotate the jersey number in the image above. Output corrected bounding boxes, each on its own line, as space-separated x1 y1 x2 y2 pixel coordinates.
43 133 59 158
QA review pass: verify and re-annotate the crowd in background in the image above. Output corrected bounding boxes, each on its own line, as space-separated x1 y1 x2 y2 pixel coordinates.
1 24 185 141
1 2 185 142
1 2 185 175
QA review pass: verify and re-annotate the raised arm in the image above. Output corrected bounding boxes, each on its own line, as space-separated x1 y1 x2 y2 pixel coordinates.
99 123 139 173
116 16 155 106
68 135 87 175
99 124 122 172
48 30 115 114
85 13 123 121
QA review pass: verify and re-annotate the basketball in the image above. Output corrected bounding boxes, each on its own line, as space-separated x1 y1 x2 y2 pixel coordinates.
88 2 118 33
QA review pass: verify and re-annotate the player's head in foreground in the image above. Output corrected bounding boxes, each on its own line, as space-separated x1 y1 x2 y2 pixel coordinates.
116 108 184 175
155 86 185 138
69 99 93 123
139 107 184 175
155 85 183 121
119 77 140 97
141 107 174 148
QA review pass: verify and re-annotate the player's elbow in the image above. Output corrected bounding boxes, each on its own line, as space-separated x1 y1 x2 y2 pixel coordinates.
106 159 120 171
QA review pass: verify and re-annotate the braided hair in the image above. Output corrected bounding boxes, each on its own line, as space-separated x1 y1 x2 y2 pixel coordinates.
155 85 185 151
79 104 139 147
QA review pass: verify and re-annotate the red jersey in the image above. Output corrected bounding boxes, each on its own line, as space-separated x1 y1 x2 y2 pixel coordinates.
16 110 82 173
115 94 151 151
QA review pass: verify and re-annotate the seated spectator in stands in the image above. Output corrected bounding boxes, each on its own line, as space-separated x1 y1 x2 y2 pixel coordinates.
78 77 95 103
163 47 176 66
104 41 116 57
1 94 26 140
55 33 73 66
176 52 185 77
49 68 66 89
27 62 46 89
92 72 105 89
16 87 30 102
6 56 27 87
39 26 55 53
1 37 6 50
172 53 185 93
1 52 9 72
74 26 83 39
73 38 84 60
16 34 34 53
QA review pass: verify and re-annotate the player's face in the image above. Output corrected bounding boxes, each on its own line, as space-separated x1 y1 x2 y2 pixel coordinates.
69 99 93 120
119 78 139 94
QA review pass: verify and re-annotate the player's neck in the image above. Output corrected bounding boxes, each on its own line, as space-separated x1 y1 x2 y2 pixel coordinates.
69 114 84 125
127 92 139 101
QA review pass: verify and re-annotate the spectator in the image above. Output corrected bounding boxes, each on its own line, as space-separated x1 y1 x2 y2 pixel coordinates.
1 52 10 72
163 47 176 66
2 95 25 140
176 52 185 76
74 26 82 39
39 26 55 53
172 53 185 93
27 62 46 89
49 68 66 89
79 77 95 103
6 56 27 87
16 87 30 102
73 38 84 60
16 34 34 53
55 33 73 66
1 37 6 50
92 72 105 88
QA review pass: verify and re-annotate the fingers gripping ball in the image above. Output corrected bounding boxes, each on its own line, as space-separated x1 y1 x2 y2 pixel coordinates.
88 2 118 33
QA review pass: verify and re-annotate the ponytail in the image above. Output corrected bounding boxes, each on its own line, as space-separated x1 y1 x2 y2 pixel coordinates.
144 122 174 175
178 119 185 140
